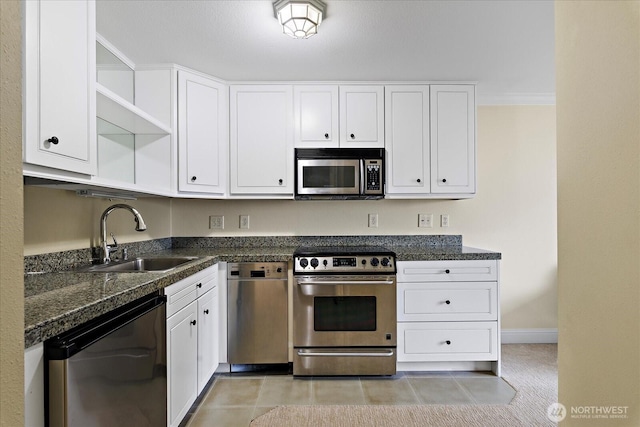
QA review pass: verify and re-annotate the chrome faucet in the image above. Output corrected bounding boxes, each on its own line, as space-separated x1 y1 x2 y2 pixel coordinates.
99 204 147 264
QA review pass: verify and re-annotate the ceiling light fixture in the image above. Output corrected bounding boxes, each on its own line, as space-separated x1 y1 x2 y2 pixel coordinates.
273 0 326 39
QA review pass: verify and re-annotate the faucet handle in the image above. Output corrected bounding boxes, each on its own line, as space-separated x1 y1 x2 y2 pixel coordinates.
109 232 118 248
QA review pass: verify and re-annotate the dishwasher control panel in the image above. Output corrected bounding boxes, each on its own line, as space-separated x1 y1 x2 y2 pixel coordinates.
227 262 288 280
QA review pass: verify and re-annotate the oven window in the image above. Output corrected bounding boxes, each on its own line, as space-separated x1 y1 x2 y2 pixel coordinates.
314 296 376 331
303 166 356 188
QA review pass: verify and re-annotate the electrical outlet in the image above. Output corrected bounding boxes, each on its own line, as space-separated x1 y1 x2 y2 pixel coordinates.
239 214 250 229
209 215 224 230
441 214 450 228
368 213 378 228
418 213 433 228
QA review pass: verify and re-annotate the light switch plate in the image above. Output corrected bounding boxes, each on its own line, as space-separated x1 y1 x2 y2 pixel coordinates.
239 215 250 229
441 214 450 227
368 213 378 228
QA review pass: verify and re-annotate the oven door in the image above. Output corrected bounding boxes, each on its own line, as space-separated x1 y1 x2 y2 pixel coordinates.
293 275 397 348
296 159 362 196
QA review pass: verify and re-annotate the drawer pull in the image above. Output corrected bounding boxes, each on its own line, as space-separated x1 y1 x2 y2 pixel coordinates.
445 340 451 345
445 300 451 305
445 269 450 274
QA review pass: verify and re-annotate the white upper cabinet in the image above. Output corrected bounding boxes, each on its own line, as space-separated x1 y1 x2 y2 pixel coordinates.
178 70 228 195
23 0 97 175
385 85 430 194
430 85 476 195
339 85 384 148
294 85 339 148
230 85 294 196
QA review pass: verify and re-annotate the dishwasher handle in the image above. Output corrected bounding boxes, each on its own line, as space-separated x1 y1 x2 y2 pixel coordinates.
45 292 166 360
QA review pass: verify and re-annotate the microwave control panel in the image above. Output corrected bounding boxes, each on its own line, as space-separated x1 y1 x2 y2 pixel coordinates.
364 159 383 194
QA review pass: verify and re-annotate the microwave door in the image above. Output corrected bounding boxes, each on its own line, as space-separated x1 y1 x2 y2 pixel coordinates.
297 159 360 195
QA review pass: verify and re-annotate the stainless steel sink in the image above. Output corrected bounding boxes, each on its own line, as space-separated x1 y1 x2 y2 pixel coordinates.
79 256 200 273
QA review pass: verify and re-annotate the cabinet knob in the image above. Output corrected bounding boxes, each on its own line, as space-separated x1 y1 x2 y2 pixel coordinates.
47 136 59 145
350 133 355 139
278 179 283 185
196 283 202 288
324 133 329 139
445 300 451 305
445 340 451 345
204 309 209 315
442 178 447 183
190 320 197 326
417 179 421 183
191 176 197 182
445 269 450 274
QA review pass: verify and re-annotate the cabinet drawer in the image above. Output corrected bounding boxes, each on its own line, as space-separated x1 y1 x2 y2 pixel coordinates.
165 265 218 317
397 260 497 282
397 322 498 362
398 282 497 321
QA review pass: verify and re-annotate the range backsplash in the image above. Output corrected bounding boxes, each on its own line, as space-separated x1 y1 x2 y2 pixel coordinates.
24 235 462 274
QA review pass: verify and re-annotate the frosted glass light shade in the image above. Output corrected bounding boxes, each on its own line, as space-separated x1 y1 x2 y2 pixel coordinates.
273 0 326 39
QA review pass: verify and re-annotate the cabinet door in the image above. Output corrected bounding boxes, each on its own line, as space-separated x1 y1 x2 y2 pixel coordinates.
294 85 339 147
197 286 219 394
230 85 293 195
178 71 228 194
430 85 476 194
167 301 198 427
23 0 97 175
385 86 430 194
339 85 384 148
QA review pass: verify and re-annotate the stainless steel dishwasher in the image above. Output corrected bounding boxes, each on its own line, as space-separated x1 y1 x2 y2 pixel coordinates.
45 292 166 427
227 262 288 369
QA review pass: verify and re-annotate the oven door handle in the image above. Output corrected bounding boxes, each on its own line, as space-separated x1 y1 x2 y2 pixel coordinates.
296 280 395 286
297 350 395 357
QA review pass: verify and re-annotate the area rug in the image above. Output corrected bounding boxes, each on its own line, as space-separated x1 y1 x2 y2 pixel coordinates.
250 344 557 427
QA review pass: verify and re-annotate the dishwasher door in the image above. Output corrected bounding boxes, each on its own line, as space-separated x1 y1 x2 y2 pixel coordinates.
45 292 167 427
227 262 288 365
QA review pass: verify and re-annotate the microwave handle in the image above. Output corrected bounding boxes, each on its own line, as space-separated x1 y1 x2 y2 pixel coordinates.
359 159 365 194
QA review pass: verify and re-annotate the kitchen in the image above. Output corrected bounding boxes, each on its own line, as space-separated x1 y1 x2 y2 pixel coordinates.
1 1 638 427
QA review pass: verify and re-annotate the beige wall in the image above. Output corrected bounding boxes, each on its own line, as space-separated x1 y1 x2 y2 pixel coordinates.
556 1 640 425
23 187 173 255
171 105 558 330
0 0 25 425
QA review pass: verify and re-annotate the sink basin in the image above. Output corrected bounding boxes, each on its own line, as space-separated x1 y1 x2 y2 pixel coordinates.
80 256 200 273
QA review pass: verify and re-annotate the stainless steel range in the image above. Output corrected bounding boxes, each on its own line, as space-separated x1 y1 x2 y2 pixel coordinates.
292 246 397 376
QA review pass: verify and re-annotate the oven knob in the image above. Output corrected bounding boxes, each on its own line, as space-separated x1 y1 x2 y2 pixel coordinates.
370 257 379 267
299 258 309 268
311 258 319 268
381 257 390 267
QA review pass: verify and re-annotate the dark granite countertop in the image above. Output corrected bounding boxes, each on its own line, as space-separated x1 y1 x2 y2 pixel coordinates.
24 237 500 348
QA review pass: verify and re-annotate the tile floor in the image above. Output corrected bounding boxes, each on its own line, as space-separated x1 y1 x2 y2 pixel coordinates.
183 370 515 427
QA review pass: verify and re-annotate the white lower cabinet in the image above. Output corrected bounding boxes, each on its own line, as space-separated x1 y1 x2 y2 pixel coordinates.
165 264 219 427
396 260 501 375
197 284 219 394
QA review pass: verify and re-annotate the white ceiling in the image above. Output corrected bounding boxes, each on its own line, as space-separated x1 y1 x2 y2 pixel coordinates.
96 0 555 104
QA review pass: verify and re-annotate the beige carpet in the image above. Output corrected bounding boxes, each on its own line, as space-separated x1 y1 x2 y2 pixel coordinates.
250 344 557 427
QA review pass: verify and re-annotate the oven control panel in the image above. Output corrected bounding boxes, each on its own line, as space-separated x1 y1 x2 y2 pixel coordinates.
294 255 396 274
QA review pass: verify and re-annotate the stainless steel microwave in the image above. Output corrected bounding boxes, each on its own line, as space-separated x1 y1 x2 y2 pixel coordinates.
295 148 385 200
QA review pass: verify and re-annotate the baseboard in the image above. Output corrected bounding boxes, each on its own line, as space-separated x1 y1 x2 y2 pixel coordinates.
501 328 558 344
